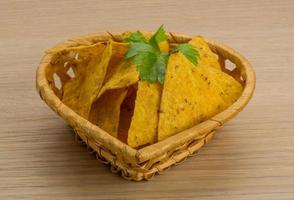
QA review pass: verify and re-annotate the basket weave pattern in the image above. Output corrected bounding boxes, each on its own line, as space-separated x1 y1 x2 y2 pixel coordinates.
36 32 255 181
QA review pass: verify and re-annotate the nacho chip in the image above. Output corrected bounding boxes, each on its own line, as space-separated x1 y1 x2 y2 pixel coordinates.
61 40 130 119
127 81 162 148
103 42 129 84
198 66 243 105
158 52 243 141
89 88 128 137
188 36 221 70
62 41 111 118
98 61 139 98
48 42 106 77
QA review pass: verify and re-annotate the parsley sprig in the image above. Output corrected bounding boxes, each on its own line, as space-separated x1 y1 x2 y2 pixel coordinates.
124 25 199 84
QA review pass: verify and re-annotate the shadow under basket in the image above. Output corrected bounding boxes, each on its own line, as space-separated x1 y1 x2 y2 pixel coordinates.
36 32 256 181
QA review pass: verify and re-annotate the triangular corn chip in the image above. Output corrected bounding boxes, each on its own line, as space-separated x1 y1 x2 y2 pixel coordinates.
103 42 130 84
127 81 162 148
198 66 243 105
89 88 128 137
188 36 221 70
46 43 105 100
98 61 139 98
61 41 129 119
48 42 106 76
62 42 112 118
158 52 243 141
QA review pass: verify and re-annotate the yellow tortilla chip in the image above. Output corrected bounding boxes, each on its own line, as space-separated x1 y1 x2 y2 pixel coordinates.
103 42 129 83
198 66 243 105
46 42 106 99
61 40 130 119
62 41 112 118
127 81 162 148
48 42 106 77
98 61 139 98
158 52 243 141
188 36 221 70
89 88 128 137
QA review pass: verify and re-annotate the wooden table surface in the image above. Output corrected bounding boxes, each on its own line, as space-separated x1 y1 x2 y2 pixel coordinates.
1 0 294 199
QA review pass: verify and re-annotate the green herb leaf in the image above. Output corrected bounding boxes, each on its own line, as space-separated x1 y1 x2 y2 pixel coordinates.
124 25 171 84
172 43 199 65
133 52 158 82
123 31 146 43
133 51 169 84
125 42 154 59
149 25 167 50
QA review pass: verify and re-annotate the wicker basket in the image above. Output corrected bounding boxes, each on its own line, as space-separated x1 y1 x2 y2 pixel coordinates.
36 32 255 181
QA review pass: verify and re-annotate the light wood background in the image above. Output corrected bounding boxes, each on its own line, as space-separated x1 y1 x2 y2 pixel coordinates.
1 0 294 199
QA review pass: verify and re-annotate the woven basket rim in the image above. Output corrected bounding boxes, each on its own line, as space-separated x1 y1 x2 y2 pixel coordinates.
36 32 256 164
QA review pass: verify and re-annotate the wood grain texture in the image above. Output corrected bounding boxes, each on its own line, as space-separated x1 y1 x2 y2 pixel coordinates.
0 0 293 199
